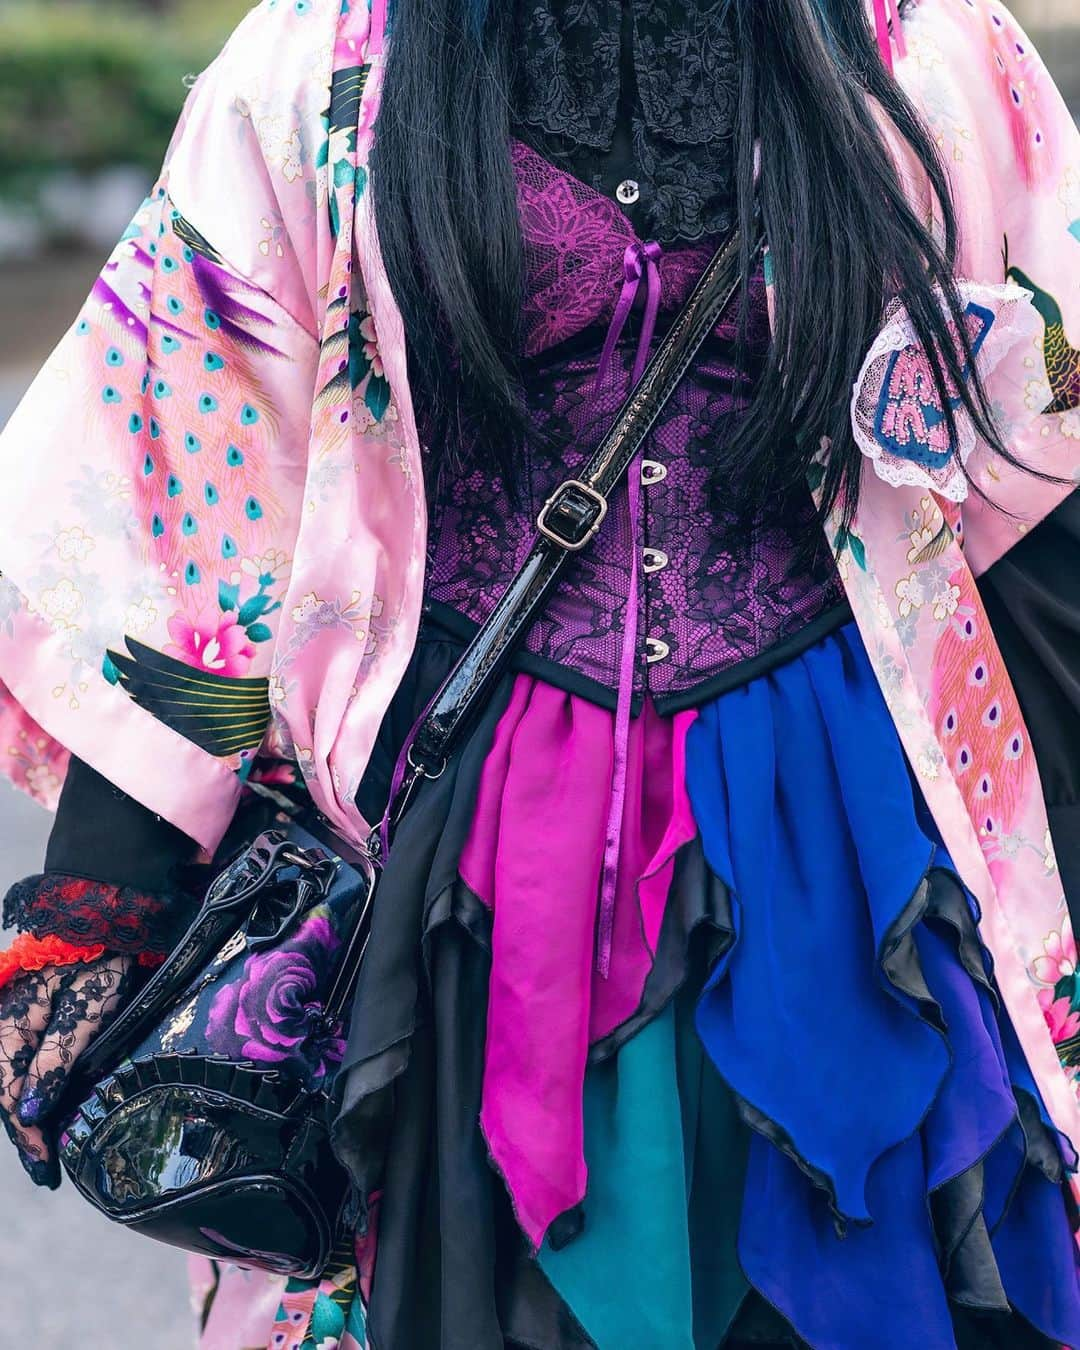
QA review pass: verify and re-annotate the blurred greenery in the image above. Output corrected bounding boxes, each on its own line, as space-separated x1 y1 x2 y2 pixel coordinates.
0 0 1074 215
0 0 251 199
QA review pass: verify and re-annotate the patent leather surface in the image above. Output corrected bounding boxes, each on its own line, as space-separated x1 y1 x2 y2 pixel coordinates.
59 821 376 1278
61 1056 339 1276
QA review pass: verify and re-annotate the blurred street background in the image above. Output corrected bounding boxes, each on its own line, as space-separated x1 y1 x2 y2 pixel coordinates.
0 0 1077 1345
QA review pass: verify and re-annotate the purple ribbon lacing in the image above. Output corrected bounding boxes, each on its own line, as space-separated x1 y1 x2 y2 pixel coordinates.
595 238 663 977
378 686 442 860
377 239 664 981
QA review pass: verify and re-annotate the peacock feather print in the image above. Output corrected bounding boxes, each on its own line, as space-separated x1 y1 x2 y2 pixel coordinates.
85 194 294 603
104 637 271 757
65 183 307 760
930 568 1031 853
1006 263 1080 416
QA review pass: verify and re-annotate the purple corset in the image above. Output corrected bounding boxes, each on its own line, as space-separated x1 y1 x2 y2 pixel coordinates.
424 142 847 712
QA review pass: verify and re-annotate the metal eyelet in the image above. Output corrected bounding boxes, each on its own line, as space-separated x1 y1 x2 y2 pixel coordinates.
643 548 669 574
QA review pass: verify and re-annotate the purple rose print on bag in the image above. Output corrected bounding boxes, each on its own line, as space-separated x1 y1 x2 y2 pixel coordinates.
206 907 347 1086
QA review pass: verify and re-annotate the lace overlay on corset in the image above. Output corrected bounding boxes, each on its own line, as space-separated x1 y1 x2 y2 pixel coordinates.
513 140 718 356
424 148 846 713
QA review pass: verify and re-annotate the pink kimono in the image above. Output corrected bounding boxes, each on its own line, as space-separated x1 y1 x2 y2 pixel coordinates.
0 0 1077 1343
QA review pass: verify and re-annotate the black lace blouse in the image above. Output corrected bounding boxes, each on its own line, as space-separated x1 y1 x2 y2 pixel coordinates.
511 0 739 243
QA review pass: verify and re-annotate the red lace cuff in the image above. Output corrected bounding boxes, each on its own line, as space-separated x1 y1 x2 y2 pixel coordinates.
3 873 188 957
0 933 163 993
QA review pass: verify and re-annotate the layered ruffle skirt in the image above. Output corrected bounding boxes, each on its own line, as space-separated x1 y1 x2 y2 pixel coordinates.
328 618 1080 1350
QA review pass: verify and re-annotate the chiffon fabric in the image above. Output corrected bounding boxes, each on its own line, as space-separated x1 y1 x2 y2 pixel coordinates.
2 1 1078 1186
331 619 1080 1350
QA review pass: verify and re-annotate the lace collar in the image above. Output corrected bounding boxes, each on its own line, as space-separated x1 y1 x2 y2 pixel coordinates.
512 0 737 149
512 0 739 242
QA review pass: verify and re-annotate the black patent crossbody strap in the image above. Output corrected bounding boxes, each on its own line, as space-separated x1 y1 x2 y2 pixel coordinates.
390 227 758 829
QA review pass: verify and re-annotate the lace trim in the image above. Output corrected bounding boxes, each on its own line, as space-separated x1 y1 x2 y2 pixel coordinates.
3 873 184 956
851 281 1041 502
511 0 738 243
0 935 107 989
512 0 737 148
512 0 622 149
631 0 738 145
0 934 162 993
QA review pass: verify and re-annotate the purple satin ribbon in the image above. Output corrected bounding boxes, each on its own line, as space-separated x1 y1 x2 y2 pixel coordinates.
594 239 663 977
378 688 442 859
380 240 664 976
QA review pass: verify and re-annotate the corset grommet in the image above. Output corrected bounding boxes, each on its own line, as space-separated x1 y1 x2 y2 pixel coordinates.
641 459 667 485
645 636 670 663
616 179 641 206
643 548 669 574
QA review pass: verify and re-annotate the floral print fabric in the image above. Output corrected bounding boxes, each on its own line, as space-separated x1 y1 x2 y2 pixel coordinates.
1036 916 1080 1084
0 0 1077 1343
0 172 317 849
204 907 347 1088
192 1248 368 1350
850 281 1044 501
115 888 351 1093
820 0 1080 1201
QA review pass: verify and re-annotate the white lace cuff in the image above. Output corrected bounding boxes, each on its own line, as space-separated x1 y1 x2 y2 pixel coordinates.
850 281 1042 502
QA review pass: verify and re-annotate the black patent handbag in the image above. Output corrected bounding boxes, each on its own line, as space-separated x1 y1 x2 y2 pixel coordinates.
59 820 376 1277
57 227 754 1278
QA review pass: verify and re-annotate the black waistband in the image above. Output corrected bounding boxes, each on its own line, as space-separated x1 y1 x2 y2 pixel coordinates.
421 597 854 717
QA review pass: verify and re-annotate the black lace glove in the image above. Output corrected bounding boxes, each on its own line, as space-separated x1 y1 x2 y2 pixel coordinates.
0 955 133 1188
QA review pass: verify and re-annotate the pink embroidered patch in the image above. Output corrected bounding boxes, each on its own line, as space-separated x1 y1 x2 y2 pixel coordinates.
851 282 1043 501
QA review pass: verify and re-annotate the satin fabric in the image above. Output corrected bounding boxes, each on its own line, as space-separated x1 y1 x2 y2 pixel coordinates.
1 0 1079 1186
978 492 1080 907
459 683 697 1247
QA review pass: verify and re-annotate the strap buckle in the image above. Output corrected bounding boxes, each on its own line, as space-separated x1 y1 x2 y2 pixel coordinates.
536 480 609 552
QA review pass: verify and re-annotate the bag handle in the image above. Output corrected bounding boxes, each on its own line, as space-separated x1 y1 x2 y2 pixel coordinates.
380 226 761 845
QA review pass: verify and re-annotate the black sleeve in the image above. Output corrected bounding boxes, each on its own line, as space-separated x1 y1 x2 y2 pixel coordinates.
2 758 202 956
43 755 197 892
976 492 1080 905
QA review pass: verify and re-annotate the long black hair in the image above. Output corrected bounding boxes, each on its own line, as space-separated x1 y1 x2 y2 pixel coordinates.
372 0 1019 526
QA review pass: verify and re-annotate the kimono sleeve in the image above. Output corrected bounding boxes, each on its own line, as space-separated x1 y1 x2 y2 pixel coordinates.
900 0 1080 573
888 2 1080 916
976 493 1080 915
0 2 326 854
